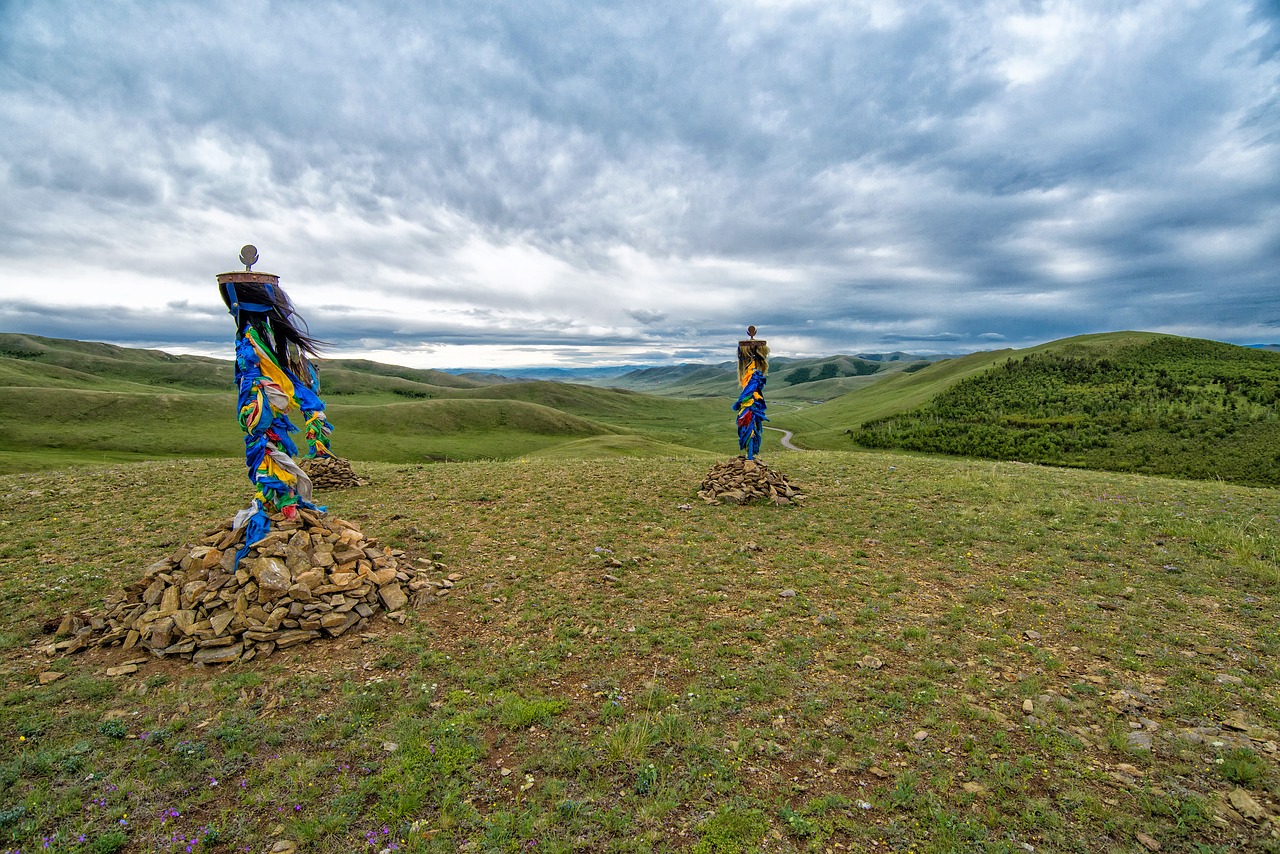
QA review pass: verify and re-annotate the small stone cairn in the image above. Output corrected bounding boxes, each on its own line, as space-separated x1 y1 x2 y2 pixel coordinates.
45 510 457 665
698 456 804 505
299 455 367 488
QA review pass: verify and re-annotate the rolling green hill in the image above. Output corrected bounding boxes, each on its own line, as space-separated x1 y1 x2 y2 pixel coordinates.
782 332 1280 486
597 353 943 401
0 333 233 391
0 334 736 471
6 331 1279 486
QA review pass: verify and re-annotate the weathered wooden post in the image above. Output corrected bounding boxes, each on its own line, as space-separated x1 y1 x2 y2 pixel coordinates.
734 326 769 460
216 245 332 563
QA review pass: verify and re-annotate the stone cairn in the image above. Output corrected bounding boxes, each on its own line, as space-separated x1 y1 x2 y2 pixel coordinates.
44 510 459 666
698 456 804 506
299 455 367 488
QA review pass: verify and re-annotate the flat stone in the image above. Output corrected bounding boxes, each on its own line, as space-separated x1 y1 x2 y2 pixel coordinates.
1228 788 1269 822
192 643 243 665
275 629 320 649
253 558 291 603
1135 831 1161 851
210 611 236 637
105 664 138 678
378 582 409 612
38 671 65 685
1125 731 1152 751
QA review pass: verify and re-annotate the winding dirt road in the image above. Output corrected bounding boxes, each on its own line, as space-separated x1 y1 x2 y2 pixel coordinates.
764 425 802 451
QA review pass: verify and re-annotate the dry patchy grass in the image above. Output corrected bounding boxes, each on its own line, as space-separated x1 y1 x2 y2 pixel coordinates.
2 452 1279 852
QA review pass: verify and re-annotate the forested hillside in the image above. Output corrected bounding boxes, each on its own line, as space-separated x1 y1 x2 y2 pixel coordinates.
853 336 1280 485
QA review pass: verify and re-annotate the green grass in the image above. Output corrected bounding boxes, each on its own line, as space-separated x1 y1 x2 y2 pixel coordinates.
847 335 1280 485
0 335 735 468
1 451 1278 851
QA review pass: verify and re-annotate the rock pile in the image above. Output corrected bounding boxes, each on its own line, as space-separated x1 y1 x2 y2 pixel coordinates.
299 455 367 488
698 456 804 505
44 510 457 665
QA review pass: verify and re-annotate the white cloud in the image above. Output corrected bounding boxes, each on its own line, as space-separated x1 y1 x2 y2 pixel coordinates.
0 0 1276 366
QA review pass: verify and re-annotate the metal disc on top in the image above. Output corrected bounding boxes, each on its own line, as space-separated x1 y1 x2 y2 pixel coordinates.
239 245 259 270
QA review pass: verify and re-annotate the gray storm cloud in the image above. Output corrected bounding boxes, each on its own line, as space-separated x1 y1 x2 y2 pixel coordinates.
0 0 1276 366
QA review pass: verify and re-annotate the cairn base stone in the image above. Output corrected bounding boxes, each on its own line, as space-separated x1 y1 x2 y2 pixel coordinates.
698 456 804 506
45 509 456 665
299 456 367 488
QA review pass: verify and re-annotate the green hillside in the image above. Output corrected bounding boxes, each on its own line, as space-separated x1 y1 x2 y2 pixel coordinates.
834 333 1280 486
318 359 492 396
599 354 940 401
772 346 1020 444
0 333 232 391
7 331 1279 486
0 334 733 471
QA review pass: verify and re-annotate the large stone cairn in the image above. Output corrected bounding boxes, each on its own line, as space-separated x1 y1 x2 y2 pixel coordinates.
698 456 804 505
299 455 367 488
45 510 457 665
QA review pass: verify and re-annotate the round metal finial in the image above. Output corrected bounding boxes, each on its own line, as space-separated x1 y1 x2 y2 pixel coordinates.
747 325 757 339
239 245 259 271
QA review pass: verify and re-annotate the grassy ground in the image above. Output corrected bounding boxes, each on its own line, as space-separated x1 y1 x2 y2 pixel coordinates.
2 451 1279 852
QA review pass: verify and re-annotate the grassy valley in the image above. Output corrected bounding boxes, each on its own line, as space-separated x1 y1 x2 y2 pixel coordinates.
0 335 731 473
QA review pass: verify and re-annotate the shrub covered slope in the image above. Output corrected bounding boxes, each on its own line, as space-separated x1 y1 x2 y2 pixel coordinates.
853 336 1280 486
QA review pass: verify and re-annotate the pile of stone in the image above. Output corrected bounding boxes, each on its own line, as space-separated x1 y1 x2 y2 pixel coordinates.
698 456 804 506
44 510 458 666
299 455 367 488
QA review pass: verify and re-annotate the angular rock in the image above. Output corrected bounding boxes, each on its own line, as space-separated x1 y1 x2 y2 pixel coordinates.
253 558 291 603
193 643 243 665
379 583 409 612
1228 788 1269 823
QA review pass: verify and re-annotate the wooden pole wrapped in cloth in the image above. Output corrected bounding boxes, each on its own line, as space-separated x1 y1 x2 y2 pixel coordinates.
734 326 769 460
216 247 334 565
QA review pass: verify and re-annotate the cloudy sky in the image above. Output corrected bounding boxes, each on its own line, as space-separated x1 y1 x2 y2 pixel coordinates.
1 1 1277 369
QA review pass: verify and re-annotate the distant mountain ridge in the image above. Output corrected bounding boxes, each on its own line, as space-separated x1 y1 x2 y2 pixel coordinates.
591 353 952 400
